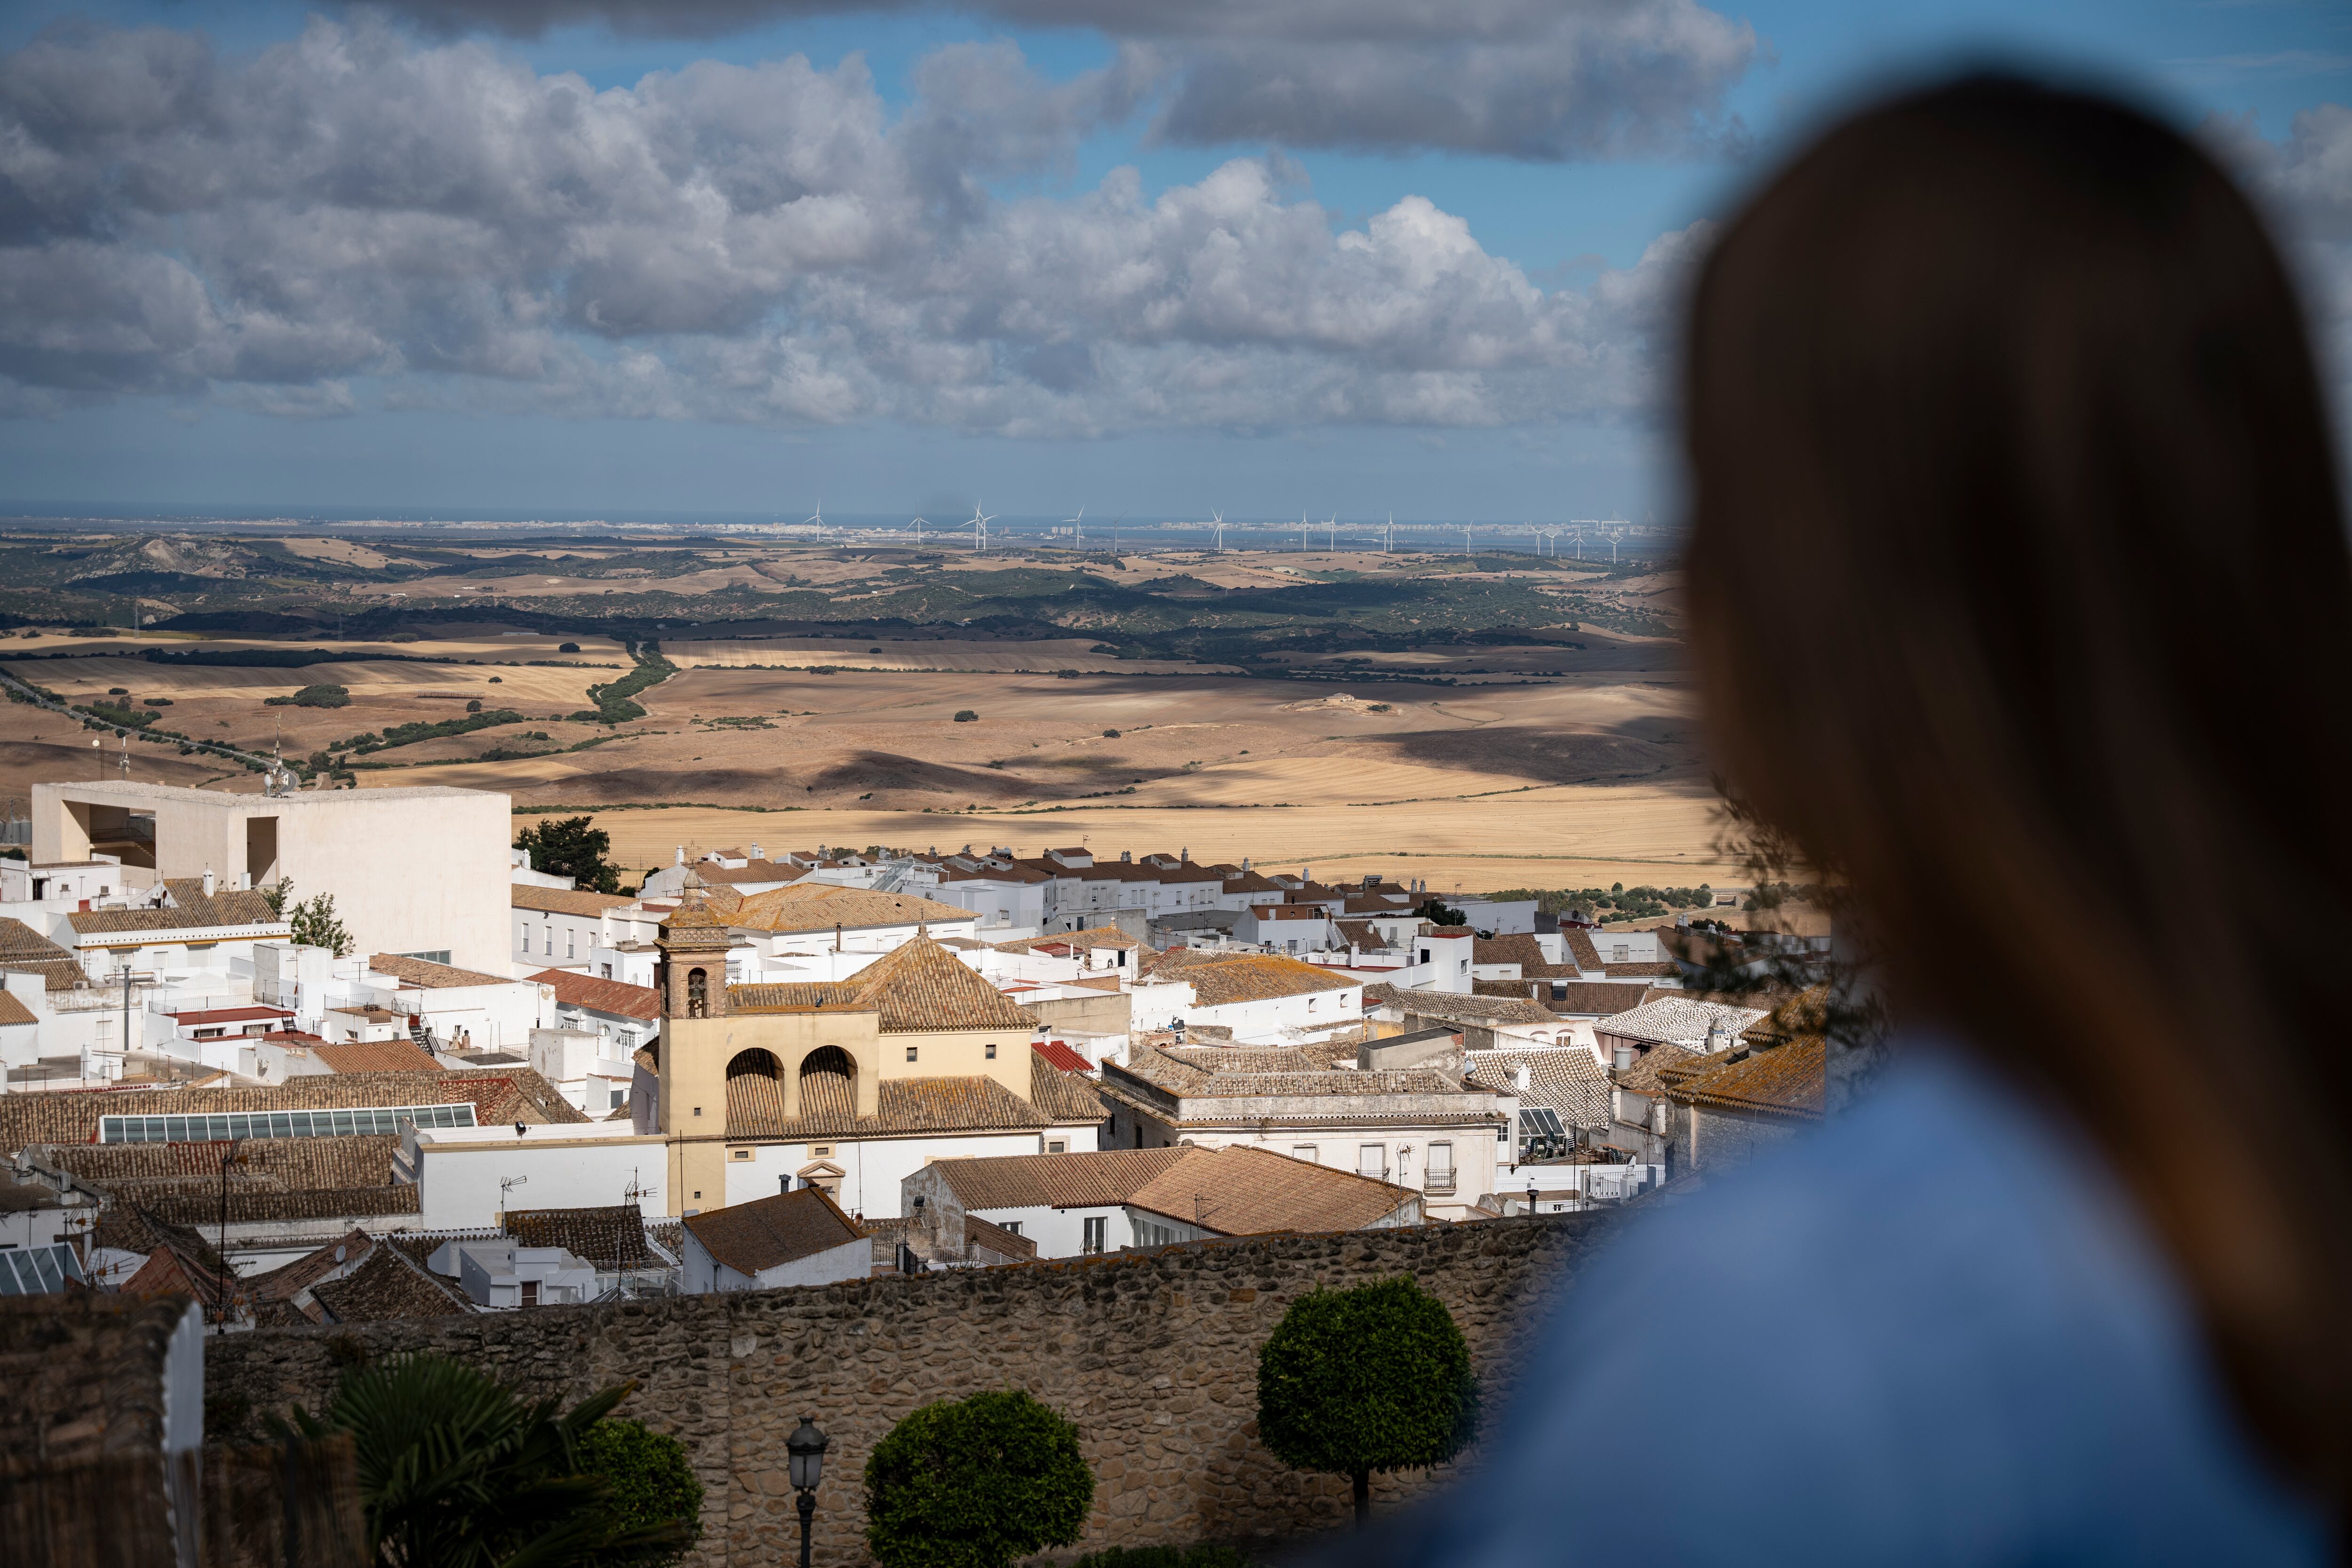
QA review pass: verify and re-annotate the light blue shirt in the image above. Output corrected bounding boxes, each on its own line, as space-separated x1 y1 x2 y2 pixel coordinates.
1392 1043 2328 1566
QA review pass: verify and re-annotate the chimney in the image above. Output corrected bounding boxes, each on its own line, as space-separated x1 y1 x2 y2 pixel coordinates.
1241 857 1251 873
750 843 763 860
1120 850 1132 862
1513 1063 1531 1092
201 868 215 898
674 845 685 866
1181 846 1188 862
834 922 844 954
1613 1044 1635 1073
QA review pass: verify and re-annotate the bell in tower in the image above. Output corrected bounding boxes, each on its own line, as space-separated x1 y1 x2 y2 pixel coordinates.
655 870 733 1021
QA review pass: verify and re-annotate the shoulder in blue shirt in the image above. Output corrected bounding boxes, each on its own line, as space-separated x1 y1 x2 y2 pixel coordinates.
1386 1043 2327 1566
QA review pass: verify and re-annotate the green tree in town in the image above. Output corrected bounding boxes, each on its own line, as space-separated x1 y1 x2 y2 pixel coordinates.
864 1390 1093 1568
275 1353 693 1568
290 891 353 957
1256 1276 1478 1529
515 815 623 894
1413 898 1466 927
580 1419 704 1568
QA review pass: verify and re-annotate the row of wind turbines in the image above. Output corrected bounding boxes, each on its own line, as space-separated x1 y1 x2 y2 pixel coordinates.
796 501 1635 562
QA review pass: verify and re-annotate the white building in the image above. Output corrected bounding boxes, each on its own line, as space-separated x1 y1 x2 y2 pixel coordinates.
1133 949 1365 1043
900 1143 1423 1259
679 1186 871 1292
509 886 667 976
397 1117 670 1230
429 1234 601 1308
30 780 513 972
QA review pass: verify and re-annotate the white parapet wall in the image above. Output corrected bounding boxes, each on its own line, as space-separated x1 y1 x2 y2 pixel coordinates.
402 1121 671 1229
32 781 513 973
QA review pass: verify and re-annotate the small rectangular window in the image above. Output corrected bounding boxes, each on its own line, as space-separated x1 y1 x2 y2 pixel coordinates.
813 1145 833 1157
906 1046 918 1062
610 1090 625 1109
1358 1144 1386 1178
1292 1145 1319 1164
1083 1216 1106 1254
732 1147 751 1160
520 1280 539 1306
1047 1139 1066 1154
1001 1221 1023 1237
985 1043 996 1059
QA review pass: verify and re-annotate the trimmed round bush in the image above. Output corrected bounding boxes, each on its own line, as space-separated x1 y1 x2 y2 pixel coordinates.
864 1390 1092 1568
580 1417 703 1568
1256 1276 1477 1527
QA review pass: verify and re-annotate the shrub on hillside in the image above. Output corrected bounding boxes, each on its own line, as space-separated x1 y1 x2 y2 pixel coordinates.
1256 1276 1477 1528
264 684 350 708
864 1390 1092 1568
954 710 978 723
558 641 581 653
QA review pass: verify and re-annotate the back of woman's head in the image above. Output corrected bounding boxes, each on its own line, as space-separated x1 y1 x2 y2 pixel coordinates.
1684 74 2352 1507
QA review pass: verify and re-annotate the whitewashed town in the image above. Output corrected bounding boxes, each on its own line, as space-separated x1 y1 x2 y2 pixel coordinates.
0 775 1822 1319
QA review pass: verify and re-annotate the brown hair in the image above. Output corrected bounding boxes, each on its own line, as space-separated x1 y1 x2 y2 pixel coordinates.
1684 75 2352 1508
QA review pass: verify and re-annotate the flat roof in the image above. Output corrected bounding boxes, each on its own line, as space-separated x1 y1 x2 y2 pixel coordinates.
33 781 506 806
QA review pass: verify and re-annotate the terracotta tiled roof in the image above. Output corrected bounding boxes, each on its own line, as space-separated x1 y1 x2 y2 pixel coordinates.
1364 983 1556 1026
1111 1045 1473 1103
532 967 661 1022
1464 1049 1612 1129
0 1067 585 1151
1595 996 1770 1051
144 1186 419 1226
368 954 519 989
244 1230 375 1303
683 1186 863 1276
930 1147 1192 1210
1471 934 1547 968
310 1245 477 1322
1028 1055 1105 1120
1125 1146 1419 1235
1138 950 1355 1005
993 925 1141 953
1663 1037 1825 1121
510 885 638 916
0 918 86 991
1610 1042 1702 1097
732 935 1037 1032
313 1039 441 1075
725 883 974 934
724 1072 1088 1140
0 991 33 1027
502 1204 654 1270
1538 980 1664 1016
1031 1040 1092 1074
31 1134 403 1193
66 880 281 937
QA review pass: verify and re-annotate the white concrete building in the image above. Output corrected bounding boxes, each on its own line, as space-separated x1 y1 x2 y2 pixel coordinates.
679 1186 871 1292
397 1117 670 1230
30 780 513 972
429 1234 601 1308
509 886 667 976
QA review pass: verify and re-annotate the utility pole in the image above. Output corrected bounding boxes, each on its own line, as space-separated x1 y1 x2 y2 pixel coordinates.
216 1138 247 1326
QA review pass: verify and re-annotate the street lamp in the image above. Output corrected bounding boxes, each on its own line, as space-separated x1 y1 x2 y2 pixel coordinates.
787 1415 829 1568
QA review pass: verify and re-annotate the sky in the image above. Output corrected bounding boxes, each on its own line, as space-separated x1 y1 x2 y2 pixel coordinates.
0 0 2347 523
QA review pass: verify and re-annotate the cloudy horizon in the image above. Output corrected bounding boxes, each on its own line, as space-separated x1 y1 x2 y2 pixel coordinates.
0 0 2346 520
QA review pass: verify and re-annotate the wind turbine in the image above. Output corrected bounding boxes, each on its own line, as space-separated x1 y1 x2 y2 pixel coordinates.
1065 506 1084 550
1299 509 1311 551
1462 522 1474 554
1209 511 1227 552
1326 514 1338 551
1384 513 1395 553
910 516 926 549
969 502 994 552
805 500 825 543
1605 525 1626 564
1569 520 1595 560
1110 512 1125 554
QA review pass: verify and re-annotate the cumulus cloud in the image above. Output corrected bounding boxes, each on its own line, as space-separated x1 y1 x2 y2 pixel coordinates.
370 0 1758 160
0 20 1706 433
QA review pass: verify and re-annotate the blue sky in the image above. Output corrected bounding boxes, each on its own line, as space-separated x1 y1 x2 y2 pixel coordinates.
0 0 2346 523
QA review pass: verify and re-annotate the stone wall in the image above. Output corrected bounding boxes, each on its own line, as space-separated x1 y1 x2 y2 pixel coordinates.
206 1214 1621 1565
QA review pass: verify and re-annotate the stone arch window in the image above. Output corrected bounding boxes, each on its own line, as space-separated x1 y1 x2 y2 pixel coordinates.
727 1048 780 1081
798 1045 857 1121
686 967 709 1017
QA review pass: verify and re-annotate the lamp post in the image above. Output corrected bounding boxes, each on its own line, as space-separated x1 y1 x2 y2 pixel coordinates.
787 1415 829 1568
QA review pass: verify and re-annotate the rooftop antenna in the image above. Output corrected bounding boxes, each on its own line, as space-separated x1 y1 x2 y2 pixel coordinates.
500 1173 528 1225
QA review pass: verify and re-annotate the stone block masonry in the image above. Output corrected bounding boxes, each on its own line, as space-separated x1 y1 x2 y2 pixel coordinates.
206 1213 1623 1565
